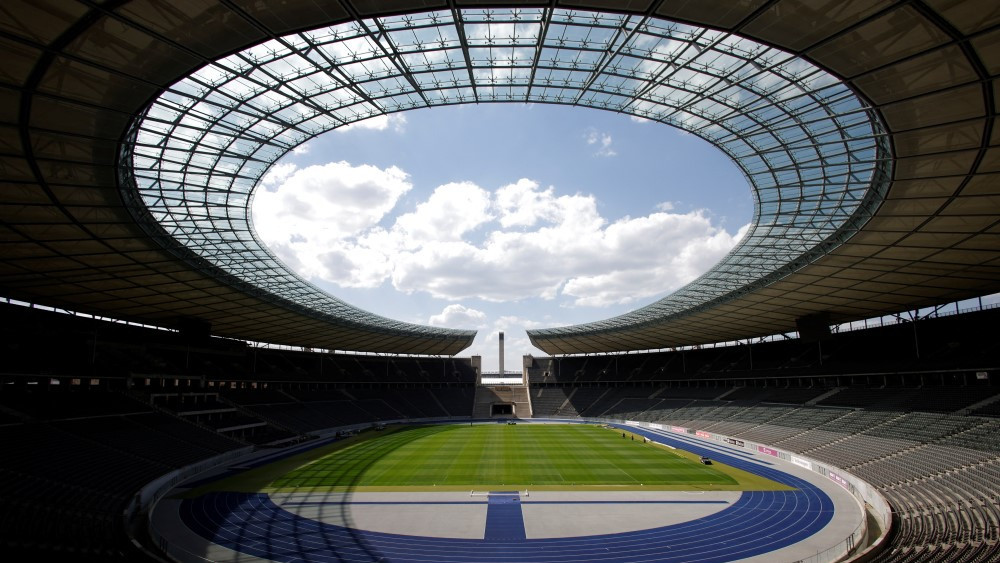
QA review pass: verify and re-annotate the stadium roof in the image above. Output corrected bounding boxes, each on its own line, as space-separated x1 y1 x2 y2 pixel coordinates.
1 1 998 356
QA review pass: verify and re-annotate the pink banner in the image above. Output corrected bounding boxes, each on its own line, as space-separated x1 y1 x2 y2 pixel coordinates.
671 426 686 433
696 430 712 439
829 471 850 489
757 445 778 457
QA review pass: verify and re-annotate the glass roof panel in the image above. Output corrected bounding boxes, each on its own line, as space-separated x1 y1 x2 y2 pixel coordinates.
120 8 890 350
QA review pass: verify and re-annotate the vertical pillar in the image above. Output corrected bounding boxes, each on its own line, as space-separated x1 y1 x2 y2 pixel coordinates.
499 332 505 376
471 356 481 384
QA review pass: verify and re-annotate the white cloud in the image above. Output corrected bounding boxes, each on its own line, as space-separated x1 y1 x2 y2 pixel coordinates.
292 142 311 155
251 161 411 282
585 129 617 157
260 162 297 190
315 245 393 288
495 178 599 229
393 182 493 245
338 113 407 133
428 304 488 328
655 201 675 212
735 222 751 241
557 211 748 307
255 168 745 308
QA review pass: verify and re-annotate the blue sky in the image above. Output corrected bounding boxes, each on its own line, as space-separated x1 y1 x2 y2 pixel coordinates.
252 104 752 370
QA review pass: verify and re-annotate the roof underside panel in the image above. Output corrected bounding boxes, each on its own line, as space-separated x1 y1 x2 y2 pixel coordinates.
0 1 998 355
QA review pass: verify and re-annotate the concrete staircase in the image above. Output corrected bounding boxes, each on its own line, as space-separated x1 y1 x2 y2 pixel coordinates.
511 385 532 418
473 385 532 418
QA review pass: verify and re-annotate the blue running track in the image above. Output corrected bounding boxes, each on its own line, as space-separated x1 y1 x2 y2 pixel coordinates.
178 423 836 563
484 492 527 541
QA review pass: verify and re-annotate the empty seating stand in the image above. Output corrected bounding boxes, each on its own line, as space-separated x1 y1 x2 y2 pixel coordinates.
543 384 1000 560
0 389 245 560
1 300 998 561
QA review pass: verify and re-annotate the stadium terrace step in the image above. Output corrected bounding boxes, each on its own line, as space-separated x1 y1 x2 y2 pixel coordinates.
961 392 1000 416
806 387 844 405
473 384 531 418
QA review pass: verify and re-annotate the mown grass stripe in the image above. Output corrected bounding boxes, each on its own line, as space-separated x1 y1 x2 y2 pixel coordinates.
179 423 792 495
268 424 743 489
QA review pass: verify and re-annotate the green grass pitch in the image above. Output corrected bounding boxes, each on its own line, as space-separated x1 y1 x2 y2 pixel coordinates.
199 423 791 493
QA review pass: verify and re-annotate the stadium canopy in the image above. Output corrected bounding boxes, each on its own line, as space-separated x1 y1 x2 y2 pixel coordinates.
1 1 998 356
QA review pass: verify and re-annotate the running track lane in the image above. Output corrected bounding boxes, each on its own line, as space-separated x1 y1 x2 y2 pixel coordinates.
177 424 836 562
484 492 527 541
